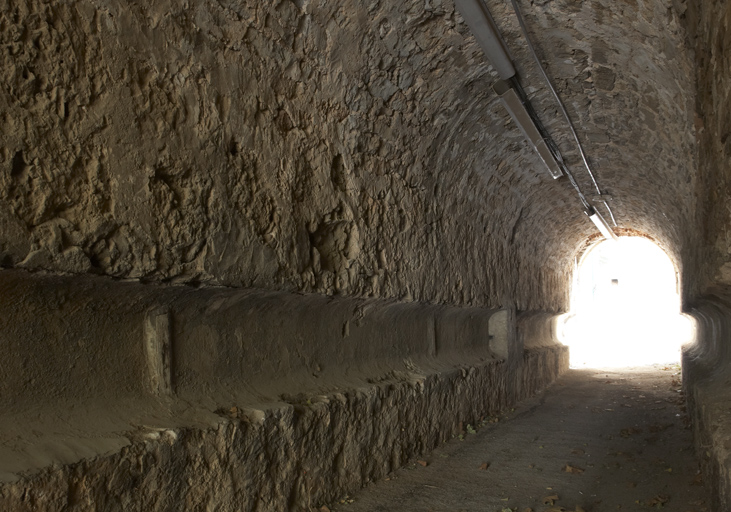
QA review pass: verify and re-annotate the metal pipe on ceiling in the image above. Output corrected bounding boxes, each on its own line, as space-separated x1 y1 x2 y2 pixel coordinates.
507 0 618 228
453 0 618 241
453 0 516 80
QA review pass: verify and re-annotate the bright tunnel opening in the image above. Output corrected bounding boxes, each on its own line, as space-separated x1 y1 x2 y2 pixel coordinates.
558 236 695 368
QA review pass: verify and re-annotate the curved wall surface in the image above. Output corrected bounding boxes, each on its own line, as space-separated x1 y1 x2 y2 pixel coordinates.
2 0 731 508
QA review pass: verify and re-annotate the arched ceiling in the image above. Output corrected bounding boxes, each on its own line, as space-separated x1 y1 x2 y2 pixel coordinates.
0 0 700 312
455 0 697 281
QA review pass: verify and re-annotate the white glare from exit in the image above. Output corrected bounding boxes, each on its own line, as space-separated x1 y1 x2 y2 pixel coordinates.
558 236 695 368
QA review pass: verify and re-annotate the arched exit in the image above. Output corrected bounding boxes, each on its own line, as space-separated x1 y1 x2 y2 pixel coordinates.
559 236 695 367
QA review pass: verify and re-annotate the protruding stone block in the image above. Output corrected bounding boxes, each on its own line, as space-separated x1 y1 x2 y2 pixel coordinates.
144 308 173 396
488 309 510 360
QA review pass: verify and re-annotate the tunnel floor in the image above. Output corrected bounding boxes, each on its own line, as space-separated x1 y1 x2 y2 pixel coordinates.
327 366 709 512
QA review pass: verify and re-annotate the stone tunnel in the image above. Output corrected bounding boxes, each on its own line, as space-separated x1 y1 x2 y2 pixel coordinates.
0 0 730 509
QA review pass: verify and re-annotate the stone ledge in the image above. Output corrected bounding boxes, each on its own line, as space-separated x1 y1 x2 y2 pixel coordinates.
683 288 731 512
0 269 568 509
0 345 568 511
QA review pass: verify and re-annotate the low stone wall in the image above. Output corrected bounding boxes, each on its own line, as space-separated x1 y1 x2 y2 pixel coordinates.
0 270 568 511
517 313 569 401
683 288 731 512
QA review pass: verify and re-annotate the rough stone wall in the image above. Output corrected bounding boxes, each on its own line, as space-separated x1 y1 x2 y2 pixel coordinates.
673 4 731 511
683 289 731 512
0 0 587 311
0 0 700 312
0 0 708 507
0 271 568 510
681 0 731 297
495 0 697 281
0 346 568 512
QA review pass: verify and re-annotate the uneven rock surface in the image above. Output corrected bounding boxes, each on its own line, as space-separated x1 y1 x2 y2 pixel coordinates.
0 342 568 511
3 0 731 508
0 270 568 510
0 0 701 310
0 0 571 309
331 366 708 512
684 288 731 511
684 0 731 293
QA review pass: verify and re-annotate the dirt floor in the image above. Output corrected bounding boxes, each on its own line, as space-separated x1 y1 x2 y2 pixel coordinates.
326 365 709 512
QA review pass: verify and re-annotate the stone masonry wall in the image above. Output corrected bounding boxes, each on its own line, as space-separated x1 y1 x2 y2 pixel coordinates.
682 0 731 296
0 346 568 512
683 289 731 512
0 0 590 312
0 0 705 310
0 271 568 511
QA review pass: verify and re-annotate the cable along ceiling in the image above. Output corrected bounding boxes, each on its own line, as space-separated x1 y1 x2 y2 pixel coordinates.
453 0 619 241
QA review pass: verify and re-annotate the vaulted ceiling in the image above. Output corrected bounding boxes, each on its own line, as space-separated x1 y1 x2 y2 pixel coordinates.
0 0 707 310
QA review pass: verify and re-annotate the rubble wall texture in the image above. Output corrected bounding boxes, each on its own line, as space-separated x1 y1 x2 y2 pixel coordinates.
0 0 589 504
0 271 568 511
0 0 700 311
0 0 584 311
0 0 711 507
0 348 568 512
682 0 731 297
680 3 731 511
683 290 731 512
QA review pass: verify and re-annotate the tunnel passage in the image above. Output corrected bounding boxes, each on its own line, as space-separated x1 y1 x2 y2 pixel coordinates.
561 235 695 368
0 0 730 509
324 367 707 512
0 0 701 309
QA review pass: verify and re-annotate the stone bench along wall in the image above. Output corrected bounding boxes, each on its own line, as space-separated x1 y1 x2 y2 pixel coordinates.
683 288 731 512
0 270 568 510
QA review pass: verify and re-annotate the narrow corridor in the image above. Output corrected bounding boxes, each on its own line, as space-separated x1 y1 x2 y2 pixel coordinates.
329 366 708 512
